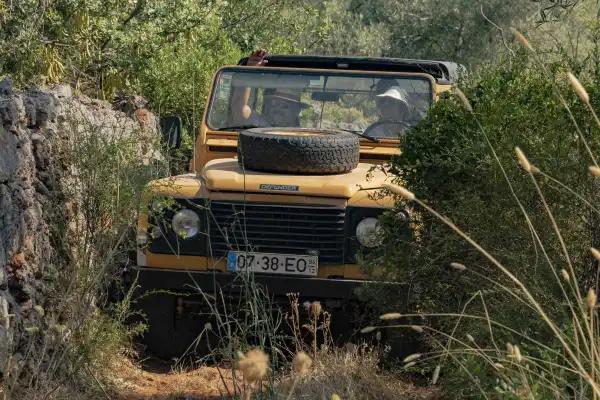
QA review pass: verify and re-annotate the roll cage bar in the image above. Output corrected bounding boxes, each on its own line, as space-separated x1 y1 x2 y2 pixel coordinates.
238 54 463 85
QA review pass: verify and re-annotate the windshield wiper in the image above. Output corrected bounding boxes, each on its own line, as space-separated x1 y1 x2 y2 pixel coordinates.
215 125 259 131
336 128 381 143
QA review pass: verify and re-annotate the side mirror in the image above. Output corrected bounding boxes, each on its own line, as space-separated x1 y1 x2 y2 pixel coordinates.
159 116 182 149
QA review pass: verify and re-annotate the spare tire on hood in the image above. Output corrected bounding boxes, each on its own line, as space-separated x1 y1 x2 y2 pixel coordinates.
237 127 360 175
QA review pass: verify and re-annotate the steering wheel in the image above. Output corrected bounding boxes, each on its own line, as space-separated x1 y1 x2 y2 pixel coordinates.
363 120 412 138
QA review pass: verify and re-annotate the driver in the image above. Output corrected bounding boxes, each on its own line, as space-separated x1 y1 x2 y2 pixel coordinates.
230 49 309 127
366 82 412 138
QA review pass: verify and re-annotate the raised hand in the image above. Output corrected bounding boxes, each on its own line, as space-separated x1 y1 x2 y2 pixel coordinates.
247 49 268 66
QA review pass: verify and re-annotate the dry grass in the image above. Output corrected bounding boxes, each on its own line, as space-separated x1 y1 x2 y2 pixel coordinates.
107 356 237 400
275 346 438 400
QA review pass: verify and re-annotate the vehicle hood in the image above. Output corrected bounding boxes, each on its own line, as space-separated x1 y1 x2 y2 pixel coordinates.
201 158 389 198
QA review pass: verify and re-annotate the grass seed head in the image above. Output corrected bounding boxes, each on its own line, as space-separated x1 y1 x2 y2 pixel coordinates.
587 288 597 310
403 353 422 363
331 395 342 400
361 326 377 334
379 312 402 321
432 365 441 385
311 301 322 317
452 86 473 113
466 333 475 343
513 345 523 363
589 166 600 177
238 348 269 383
404 361 417 369
411 325 424 333
591 247 600 261
567 72 590 104
494 363 505 370
292 351 312 375
506 342 514 355
515 147 533 173
511 28 533 51
450 262 467 271
382 183 415 201
560 269 570 282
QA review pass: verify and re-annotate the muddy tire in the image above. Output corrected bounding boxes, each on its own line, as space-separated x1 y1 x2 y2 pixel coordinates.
237 127 360 174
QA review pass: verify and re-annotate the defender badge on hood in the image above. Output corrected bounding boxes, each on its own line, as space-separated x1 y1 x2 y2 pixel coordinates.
259 184 299 192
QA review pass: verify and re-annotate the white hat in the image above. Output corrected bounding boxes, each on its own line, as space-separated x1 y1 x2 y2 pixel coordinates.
376 86 409 107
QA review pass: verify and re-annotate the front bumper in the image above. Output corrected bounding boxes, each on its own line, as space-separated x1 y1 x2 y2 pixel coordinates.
134 266 364 299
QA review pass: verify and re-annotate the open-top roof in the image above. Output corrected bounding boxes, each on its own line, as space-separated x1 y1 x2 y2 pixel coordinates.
237 54 462 84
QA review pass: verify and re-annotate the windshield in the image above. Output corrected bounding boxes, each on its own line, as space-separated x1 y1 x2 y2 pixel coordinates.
206 68 433 139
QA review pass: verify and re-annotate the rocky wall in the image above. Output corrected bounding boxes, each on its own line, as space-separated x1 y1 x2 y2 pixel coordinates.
0 77 160 373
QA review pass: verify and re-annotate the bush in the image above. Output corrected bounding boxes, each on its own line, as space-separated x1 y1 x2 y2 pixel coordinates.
369 52 600 395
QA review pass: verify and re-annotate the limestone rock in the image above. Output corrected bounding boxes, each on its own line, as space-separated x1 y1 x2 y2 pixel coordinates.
0 77 161 372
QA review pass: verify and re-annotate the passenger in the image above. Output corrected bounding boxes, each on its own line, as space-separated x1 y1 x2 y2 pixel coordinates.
365 81 413 138
231 49 308 128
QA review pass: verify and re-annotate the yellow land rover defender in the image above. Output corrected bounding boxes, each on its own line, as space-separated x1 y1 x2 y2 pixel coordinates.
135 55 459 358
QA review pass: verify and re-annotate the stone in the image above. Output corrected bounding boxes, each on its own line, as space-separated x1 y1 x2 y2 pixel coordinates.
0 76 160 371
50 84 72 99
0 295 9 329
0 77 13 96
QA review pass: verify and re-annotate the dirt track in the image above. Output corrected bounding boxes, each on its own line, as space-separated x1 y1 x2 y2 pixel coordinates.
113 358 237 400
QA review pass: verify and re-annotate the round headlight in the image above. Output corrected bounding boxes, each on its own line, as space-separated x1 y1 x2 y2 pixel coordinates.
356 217 383 248
171 209 200 239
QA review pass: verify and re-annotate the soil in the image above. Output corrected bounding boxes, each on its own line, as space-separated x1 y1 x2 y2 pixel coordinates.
112 357 238 400
109 354 439 400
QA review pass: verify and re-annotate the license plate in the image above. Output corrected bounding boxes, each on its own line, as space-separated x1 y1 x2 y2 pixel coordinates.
227 251 318 276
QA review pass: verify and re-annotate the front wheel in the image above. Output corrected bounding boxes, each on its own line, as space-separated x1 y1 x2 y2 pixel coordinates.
137 292 214 360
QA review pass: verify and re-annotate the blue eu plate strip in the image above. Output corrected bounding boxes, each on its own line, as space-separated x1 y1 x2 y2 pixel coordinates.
227 251 237 272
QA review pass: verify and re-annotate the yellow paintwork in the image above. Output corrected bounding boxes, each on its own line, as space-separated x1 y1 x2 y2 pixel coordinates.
138 174 206 234
139 64 436 278
202 158 391 198
435 83 453 99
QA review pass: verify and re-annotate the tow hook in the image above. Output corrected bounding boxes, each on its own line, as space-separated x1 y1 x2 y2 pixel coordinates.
176 297 184 317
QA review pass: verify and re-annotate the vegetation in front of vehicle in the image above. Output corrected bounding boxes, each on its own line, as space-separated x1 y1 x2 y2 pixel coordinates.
378 54 598 311
361 27 600 397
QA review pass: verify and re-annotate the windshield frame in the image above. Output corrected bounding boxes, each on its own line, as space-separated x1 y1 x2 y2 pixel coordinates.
204 66 436 141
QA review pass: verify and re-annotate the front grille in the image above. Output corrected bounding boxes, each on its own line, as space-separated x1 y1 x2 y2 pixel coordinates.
208 201 346 263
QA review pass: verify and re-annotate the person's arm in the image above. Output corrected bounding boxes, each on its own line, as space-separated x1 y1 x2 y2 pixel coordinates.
230 49 268 125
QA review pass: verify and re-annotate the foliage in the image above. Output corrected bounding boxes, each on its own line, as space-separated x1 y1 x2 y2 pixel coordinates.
368 41 600 395
0 0 311 128
296 0 391 57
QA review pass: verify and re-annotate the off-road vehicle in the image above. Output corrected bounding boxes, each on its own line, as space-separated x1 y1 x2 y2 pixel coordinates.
135 55 459 358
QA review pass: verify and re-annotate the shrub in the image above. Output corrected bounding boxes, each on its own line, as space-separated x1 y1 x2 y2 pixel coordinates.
366 51 600 396
381 53 598 313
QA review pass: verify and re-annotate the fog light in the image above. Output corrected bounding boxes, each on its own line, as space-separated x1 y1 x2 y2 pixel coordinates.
171 209 200 239
355 217 383 248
